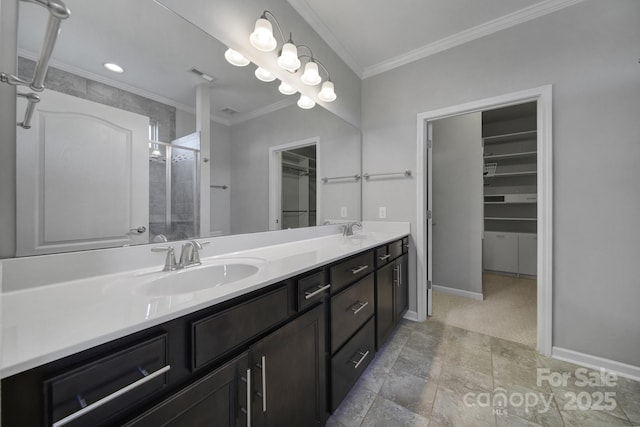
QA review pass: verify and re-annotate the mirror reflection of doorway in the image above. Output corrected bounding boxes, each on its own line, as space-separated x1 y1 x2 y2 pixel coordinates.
281 146 317 229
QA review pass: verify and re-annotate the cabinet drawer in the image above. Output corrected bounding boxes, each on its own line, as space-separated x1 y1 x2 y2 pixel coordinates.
331 273 374 353
375 246 391 267
45 334 169 427
330 317 375 411
296 269 329 311
192 286 289 370
329 251 374 293
388 239 403 261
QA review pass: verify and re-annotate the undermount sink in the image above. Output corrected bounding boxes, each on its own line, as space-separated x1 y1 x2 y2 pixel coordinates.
136 260 262 297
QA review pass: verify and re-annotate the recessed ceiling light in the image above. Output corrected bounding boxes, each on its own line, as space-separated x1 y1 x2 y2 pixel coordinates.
103 63 124 73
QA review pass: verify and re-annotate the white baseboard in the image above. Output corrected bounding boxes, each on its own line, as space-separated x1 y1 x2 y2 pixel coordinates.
552 347 640 382
403 310 419 321
432 285 483 301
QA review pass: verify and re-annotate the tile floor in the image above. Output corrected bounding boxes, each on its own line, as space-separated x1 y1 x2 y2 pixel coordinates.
326 319 640 427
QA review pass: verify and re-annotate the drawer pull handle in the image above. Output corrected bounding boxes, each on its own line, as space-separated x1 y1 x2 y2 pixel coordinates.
351 301 369 315
350 265 369 275
304 284 331 300
351 350 370 369
241 369 251 427
378 254 391 261
52 364 171 427
259 356 267 412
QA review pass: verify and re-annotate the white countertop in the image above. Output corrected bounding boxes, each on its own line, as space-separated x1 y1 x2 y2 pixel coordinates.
0 229 408 379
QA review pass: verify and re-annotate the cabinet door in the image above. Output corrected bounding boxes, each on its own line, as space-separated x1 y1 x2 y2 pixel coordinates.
394 254 409 321
518 234 537 276
124 353 249 427
250 305 326 427
483 232 518 273
376 262 395 348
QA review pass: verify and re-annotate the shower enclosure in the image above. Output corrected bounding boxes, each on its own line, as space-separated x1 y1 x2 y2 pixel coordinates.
148 132 201 242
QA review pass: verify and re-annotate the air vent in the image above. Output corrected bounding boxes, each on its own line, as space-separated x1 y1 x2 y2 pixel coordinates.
220 107 238 115
189 67 216 82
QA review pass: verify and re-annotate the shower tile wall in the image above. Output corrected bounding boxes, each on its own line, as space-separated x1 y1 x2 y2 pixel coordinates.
149 156 168 239
18 57 176 141
171 149 199 240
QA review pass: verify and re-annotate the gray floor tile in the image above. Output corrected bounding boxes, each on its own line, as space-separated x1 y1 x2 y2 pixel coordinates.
429 386 497 427
394 344 444 380
560 408 632 426
360 396 429 427
331 381 378 427
617 391 640 425
495 413 544 427
378 368 438 418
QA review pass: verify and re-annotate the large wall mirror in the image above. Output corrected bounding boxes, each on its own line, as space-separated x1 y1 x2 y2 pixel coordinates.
13 0 361 256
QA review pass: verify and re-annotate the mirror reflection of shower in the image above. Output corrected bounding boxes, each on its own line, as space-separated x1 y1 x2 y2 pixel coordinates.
149 131 201 242
281 146 317 229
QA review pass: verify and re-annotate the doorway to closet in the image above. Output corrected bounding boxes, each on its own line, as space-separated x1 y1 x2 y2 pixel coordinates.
430 102 538 348
415 86 553 355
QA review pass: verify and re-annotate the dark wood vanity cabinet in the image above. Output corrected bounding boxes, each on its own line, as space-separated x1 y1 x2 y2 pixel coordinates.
249 305 326 427
375 245 409 348
124 353 249 427
1 236 410 426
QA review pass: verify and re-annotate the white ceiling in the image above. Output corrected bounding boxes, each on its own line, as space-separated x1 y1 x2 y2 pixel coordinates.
288 0 584 78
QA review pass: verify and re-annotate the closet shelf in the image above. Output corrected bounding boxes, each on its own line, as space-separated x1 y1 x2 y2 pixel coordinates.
483 151 536 160
485 171 536 178
485 217 537 221
483 130 537 144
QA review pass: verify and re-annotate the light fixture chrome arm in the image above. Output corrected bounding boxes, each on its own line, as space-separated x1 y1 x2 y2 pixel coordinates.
298 53 331 80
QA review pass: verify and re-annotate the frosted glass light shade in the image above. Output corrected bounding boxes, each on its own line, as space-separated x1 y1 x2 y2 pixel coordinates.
301 61 321 85
278 80 297 95
317 80 337 102
277 43 301 72
250 18 277 52
297 94 315 109
255 67 276 82
224 48 250 67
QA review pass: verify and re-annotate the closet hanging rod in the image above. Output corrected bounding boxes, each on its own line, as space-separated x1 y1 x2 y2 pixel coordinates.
322 174 361 183
210 185 228 190
16 92 40 129
363 170 412 180
1 0 70 128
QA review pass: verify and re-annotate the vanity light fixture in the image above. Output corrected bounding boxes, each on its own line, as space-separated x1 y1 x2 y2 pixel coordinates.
224 48 250 67
255 66 276 82
300 60 321 86
318 80 337 102
244 10 338 107
297 94 315 109
103 62 124 73
250 14 278 52
277 34 301 72
278 80 297 95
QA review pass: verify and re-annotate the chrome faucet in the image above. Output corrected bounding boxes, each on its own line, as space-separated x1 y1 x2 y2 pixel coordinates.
152 240 209 271
342 222 362 236
179 240 203 268
151 246 178 271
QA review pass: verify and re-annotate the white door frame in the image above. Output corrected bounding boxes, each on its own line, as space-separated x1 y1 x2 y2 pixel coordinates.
416 85 553 356
268 137 321 230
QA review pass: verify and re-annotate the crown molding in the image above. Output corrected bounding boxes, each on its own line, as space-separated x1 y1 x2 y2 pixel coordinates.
362 0 584 78
287 0 364 79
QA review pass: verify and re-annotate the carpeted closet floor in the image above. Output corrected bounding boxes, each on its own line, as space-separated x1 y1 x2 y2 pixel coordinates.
431 272 537 348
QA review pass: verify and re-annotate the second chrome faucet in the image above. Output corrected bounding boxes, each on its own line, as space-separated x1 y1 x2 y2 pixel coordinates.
152 240 209 271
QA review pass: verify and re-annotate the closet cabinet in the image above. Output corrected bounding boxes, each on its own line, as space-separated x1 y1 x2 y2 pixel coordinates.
483 231 536 276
